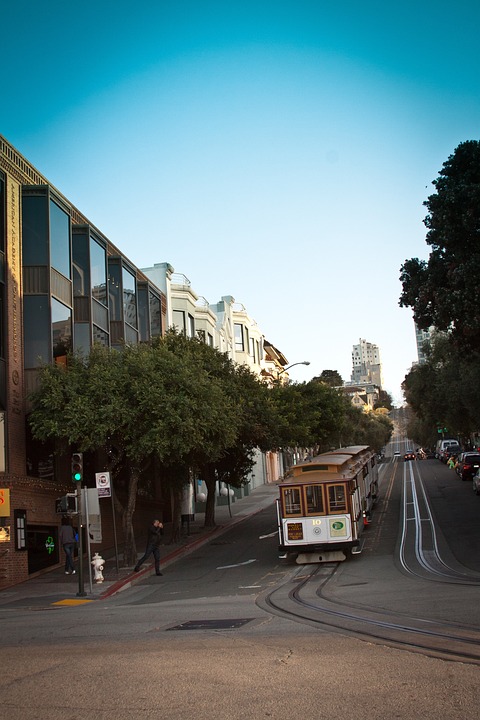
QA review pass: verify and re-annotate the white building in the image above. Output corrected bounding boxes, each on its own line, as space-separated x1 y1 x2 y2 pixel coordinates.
141 262 287 507
414 323 433 364
350 338 383 388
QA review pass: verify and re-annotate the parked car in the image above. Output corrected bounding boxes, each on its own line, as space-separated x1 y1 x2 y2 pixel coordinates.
473 470 480 495
436 438 460 459
404 450 416 461
440 445 461 463
456 452 480 481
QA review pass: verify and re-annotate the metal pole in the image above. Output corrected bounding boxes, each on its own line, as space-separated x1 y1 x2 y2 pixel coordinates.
227 484 232 518
111 486 119 575
83 487 93 594
76 483 86 597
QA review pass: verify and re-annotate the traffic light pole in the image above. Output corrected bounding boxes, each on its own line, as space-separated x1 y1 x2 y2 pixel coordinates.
76 482 86 597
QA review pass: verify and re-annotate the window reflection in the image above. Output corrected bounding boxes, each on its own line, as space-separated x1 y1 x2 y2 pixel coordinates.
149 292 161 336
122 267 137 328
90 237 107 306
52 298 72 362
24 296 50 368
93 325 109 347
50 200 70 279
108 263 121 321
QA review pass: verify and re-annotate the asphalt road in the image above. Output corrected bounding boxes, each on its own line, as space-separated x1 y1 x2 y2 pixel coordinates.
2 454 480 719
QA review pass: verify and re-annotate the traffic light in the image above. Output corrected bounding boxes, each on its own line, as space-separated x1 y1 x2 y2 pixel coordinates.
56 494 77 513
71 452 83 482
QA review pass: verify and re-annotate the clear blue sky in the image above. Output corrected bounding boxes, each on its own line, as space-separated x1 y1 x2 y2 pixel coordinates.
3 1 480 403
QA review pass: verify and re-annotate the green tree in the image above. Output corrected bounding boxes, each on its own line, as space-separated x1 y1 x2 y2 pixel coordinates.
28 338 241 564
399 140 480 349
374 389 394 411
315 370 344 387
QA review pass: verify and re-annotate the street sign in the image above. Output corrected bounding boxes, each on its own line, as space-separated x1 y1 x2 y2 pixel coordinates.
95 472 111 498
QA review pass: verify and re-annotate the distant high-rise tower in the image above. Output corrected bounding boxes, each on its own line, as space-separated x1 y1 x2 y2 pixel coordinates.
414 323 433 364
351 338 383 388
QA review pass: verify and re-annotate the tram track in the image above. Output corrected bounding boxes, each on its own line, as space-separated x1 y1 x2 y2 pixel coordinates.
258 563 480 665
259 452 480 665
399 459 480 585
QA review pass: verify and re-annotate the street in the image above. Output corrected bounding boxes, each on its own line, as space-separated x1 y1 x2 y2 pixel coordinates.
2 456 480 719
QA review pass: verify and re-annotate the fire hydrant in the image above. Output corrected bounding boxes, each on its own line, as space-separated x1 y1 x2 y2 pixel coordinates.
91 552 105 583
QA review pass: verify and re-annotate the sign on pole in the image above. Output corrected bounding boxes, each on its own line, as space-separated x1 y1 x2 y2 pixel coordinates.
95 472 111 498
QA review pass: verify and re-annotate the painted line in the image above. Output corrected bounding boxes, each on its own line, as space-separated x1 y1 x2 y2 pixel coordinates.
52 599 94 606
217 559 257 570
259 531 277 539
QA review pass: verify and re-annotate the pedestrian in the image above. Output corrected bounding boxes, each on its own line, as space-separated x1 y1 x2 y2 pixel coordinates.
134 519 164 575
447 454 457 469
59 516 76 575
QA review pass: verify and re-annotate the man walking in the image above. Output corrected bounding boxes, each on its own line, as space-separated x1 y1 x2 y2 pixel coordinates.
134 519 164 575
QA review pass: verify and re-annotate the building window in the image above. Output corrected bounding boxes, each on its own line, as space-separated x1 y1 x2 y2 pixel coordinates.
22 194 48 266
108 262 122 321
91 237 107 306
52 298 72 363
149 292 161 337
50 199 70 279
93 325 109 347
122 267 137 329
138 286 149 342
74 322 91 355
72 229 89 297
172 310 185 334
24 296 50 368
188 314 195 338
234 323 244 352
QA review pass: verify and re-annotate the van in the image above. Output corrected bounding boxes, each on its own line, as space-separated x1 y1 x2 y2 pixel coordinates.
435 438 459 458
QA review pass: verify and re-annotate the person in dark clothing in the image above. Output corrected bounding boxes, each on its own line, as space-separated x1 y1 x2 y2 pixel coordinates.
59 516 76 575
134 519 164 575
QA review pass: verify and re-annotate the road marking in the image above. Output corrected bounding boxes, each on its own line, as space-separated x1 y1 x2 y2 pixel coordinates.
52 599 93 606
217 559 257 569
259 531 277 539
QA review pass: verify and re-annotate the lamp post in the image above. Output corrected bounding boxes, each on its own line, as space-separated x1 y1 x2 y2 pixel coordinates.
278 361 310 377
275 360 310 383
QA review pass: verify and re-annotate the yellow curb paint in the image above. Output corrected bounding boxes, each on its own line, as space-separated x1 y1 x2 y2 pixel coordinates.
52 599 93 606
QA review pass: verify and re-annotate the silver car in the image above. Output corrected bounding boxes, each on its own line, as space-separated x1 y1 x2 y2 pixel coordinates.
473 469 480 495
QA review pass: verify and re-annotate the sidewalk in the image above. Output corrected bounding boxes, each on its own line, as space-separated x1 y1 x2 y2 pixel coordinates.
0 483 278 608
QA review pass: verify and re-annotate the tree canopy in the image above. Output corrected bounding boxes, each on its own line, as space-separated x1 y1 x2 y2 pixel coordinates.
399 140 480 349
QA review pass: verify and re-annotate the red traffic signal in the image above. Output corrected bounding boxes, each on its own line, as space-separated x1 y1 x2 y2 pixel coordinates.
71 452 83 482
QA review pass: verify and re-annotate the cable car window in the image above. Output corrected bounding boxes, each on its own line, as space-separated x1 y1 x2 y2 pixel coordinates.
282 487 302 516
328 484 347 512
305 485 324 514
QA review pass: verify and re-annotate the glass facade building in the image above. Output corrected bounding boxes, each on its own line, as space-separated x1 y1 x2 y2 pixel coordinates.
0 135 167 588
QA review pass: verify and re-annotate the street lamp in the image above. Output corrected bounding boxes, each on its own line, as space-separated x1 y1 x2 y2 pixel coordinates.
278 361 310 376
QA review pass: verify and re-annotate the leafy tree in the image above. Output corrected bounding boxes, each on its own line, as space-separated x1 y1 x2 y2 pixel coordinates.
374 389 393 411
271 381 355 452
399 140 480 349
402 334 480 442
315 370 344 387
28 338 241 563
